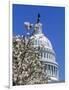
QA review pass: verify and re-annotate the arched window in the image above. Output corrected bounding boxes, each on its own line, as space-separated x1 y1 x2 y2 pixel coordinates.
34 39 37 45
45 64 47 70
48 65 50 70
48 65 54 75
48 53 49 59
48 65 50 75
47 53 48 58
51 54 52 59
44 64 47 72
45 52 47 58
41 52 43 58
49 54 50 59
44 52 46 58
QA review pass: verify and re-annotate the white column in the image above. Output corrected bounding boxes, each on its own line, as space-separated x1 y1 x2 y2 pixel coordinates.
52 66 54 76
53 66 55 76
57 69 59 80
55 67 57 78
46 64 48 74
50 65 51 75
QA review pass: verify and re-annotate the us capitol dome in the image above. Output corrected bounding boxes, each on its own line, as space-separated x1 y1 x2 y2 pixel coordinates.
30 14 59 82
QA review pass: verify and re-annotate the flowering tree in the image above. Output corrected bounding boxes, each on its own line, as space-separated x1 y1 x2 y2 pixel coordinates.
12 35 48 85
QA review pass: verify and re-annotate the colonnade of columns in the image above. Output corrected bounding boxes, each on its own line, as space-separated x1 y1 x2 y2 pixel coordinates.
44 64 58 79
40 52 55 61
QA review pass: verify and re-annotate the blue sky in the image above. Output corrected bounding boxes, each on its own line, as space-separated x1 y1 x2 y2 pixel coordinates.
13 4 65 81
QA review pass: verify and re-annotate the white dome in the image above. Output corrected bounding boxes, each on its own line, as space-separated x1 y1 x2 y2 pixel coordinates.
30 33 53 49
